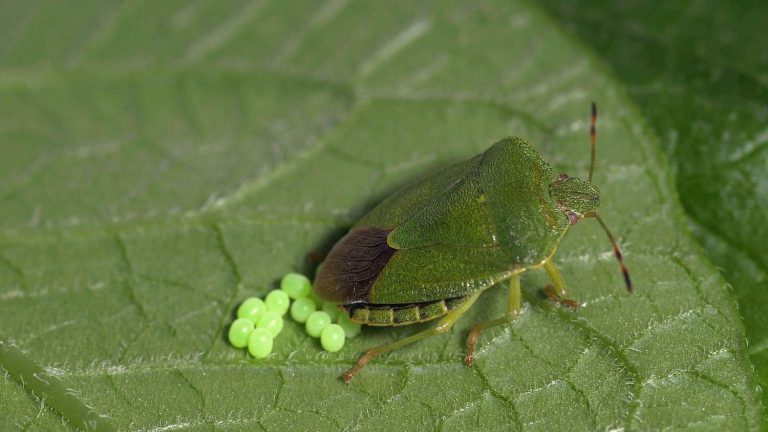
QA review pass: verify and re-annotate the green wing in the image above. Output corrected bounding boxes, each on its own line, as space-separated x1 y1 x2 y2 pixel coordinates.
369 138 565 257
358 152 497 249
358 148 511 304
355 154 485 235
367 244 515 304
354 138 568 305
388 157 497 248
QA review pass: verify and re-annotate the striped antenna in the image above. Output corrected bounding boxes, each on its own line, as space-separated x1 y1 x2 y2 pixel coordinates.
589 102 597 182
584 211 632 293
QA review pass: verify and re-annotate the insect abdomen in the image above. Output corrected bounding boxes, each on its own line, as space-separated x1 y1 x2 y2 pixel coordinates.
343 297 468 326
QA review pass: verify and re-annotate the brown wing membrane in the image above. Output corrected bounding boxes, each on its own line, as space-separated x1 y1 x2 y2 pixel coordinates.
313 227 396 304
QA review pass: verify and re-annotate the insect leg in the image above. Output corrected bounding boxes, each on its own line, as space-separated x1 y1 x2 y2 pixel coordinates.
464 274 521 367
542 259 578 309
341 292 481 384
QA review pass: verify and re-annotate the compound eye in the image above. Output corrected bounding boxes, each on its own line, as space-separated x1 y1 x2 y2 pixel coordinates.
568 211 580 225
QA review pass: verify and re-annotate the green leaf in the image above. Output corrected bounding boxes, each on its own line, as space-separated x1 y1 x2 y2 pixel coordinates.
0 1 761 430
540 0 768 427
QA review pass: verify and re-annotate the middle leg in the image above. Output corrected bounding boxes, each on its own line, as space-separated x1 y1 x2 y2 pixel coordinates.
464 273 521 366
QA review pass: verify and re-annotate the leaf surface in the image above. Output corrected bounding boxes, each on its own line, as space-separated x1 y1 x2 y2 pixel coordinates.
0 1 761 430
541 0 768 426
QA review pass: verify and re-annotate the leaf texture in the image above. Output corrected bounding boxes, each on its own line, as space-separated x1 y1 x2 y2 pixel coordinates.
0 1 761 430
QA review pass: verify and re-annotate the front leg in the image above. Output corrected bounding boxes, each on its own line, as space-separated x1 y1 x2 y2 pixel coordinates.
542 259 578 309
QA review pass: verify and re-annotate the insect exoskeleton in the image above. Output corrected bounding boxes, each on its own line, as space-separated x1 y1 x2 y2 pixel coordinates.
313 103 632 383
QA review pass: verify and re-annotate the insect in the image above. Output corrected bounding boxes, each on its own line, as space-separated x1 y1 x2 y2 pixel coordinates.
313 103 632 383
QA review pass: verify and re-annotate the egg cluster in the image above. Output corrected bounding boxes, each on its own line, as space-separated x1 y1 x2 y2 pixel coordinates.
227 273 361 358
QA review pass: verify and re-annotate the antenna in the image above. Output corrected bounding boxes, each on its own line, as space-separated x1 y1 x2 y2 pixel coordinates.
584 211 632 293
589 102 597 182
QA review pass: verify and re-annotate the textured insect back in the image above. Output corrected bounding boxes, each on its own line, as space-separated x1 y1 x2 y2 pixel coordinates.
478 138 565 264
310 103 633 383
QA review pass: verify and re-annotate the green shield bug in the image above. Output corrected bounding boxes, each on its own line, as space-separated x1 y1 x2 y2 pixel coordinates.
313 103 632 383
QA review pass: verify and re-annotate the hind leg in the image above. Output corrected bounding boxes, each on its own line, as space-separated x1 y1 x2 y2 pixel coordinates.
342 292 480 383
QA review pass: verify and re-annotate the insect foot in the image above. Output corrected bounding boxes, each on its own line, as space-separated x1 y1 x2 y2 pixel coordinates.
543 284 579 309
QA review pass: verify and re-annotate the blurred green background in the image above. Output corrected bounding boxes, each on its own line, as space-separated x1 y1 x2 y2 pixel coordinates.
0 1 765 430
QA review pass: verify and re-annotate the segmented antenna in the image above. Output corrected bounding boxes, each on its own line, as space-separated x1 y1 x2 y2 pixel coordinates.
589 102 597 182
584 211 632 293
